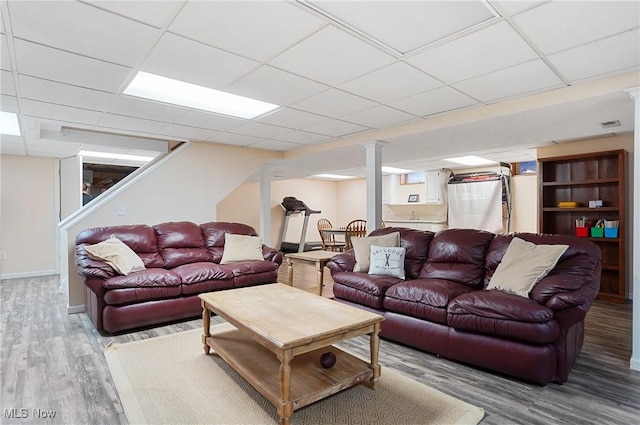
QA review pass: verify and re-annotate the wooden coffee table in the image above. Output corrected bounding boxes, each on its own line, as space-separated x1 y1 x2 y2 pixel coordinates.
199 284 384 425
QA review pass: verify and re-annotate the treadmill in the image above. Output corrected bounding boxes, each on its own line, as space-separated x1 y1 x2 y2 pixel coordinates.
278 197 323 253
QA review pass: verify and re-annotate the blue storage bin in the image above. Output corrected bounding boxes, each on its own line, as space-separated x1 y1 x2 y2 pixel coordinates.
604 228 618 238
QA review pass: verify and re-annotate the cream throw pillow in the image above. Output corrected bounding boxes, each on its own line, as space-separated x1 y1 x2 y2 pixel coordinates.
352 232 400 272
84 235 146 276
369 245 406 279
487 237 568 298
220 233 264 264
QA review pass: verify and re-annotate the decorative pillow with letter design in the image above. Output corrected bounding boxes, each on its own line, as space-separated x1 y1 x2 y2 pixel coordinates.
220 233 264 264
487 237 568 298
369 245 406 279
351 232 400 272
84 235 146 275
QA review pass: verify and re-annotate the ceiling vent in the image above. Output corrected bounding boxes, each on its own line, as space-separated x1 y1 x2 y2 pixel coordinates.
600 120 622 129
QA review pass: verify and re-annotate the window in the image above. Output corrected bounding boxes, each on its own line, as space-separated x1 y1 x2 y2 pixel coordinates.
400 172 424 185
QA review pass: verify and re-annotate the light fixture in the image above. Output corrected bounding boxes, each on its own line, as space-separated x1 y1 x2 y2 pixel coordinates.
381 166 413 174
124 71 279 119
79 150 156 162
0 112 21 136
444 155 496 166
311 173 354 180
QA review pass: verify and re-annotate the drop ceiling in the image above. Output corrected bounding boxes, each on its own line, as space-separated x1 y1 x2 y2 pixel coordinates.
0 1 638 177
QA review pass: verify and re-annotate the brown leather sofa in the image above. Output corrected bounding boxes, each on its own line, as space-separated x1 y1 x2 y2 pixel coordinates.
75 221 282 334
326 227 601 385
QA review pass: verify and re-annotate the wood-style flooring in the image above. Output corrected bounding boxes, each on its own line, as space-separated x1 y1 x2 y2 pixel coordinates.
1 269 639 425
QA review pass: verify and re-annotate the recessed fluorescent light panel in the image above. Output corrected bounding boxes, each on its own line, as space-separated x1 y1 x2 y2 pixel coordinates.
124 71 279 119
79 150 155 163
312 174 354 180
444 155 496 166
0 112 21 136
381 166 413 174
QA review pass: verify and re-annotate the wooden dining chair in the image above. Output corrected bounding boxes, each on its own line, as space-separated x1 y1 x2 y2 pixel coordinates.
317 219 345 252
345 219 367 251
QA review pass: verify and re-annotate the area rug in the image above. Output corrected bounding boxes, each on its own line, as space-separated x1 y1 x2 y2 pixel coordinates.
105 324 484 425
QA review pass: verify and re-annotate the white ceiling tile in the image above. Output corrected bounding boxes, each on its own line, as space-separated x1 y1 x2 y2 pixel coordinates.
7 1 160 66
247 139 302 152
339 62 443 103
109 95 189 122
0 95 18 112
513 1 640 54
454 59 564 102
269 25 395 85
291 89 378 117
157 124 220 141
174 110 246 132
1 70 15 96
1 34 11 71
13 39 130 92
19 75 115 111
274 130 331 145
390 86 477 117
231 122 292 139
141 33 259 90
407 21 539 84
309 1 495 53
85 1 183 28
302 119 368 138
213 132 263 147
97 113 167 134
548 30 640 83
492 1 546 16
257 108 329 129
21 99 102 125
169 1 325 62
342 105 417 129
226 66 328 106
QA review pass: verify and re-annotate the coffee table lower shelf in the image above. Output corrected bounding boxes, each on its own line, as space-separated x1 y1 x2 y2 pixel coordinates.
204 324 373 416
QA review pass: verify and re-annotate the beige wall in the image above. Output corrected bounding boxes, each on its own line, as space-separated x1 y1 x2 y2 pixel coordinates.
336 179 367 226
218 178 340 247
63 142 279 308
1 155 58 277
510 174 538 233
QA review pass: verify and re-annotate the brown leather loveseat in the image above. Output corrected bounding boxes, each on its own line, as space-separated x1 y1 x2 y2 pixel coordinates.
327 227 601 385
75 221 282 334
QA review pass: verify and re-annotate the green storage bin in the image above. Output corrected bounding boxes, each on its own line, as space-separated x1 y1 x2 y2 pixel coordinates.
590 227 604 238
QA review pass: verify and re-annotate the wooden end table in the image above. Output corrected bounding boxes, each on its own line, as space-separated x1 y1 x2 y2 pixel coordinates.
199 284 384 425
284 250 338 296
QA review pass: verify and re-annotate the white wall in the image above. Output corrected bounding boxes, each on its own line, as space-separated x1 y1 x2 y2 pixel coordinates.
0 155 58 278
62 142 280 309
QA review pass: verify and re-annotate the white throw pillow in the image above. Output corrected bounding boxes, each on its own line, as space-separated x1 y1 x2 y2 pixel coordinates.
368 245 406 279
84 235 146 275
351 232 400 272
487 237 568 298
220 233 264 264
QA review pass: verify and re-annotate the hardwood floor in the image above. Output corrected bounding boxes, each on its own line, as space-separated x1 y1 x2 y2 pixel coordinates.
1 271 639 425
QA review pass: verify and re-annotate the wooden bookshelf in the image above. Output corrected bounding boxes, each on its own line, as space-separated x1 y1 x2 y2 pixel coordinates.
538 150 627 303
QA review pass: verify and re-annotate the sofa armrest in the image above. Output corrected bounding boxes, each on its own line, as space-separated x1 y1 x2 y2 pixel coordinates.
75 245 116 279
262 245 283 266
327 251 356 275
532 270 600 314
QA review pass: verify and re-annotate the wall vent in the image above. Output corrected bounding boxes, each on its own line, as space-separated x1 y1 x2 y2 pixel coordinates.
600 120 622 128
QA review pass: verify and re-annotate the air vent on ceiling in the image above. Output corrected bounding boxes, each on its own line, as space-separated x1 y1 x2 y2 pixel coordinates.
600 120 622 129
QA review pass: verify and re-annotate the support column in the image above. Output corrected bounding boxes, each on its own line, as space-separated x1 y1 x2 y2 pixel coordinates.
363 141 384 234
624 87 639 371
259 164 272 247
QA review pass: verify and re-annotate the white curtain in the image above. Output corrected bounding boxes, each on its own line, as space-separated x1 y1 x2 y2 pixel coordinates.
448 180 503 232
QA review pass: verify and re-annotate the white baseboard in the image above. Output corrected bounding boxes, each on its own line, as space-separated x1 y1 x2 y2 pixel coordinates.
67 304 85 314
630 356 640 372
0 270 58 280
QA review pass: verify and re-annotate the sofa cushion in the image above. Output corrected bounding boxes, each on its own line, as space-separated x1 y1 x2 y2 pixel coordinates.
419 228 494 288
220 234 264 264
369 227 435 279
369 245 406 279
154 221 211 268
200 222 259 263
220 260 278 277
447 290 560 344
171 262 234 283
332 272 402 309
384 279 476 325
486 237 568 298
102 268 181 289
84 235 146 276
352 232 400 272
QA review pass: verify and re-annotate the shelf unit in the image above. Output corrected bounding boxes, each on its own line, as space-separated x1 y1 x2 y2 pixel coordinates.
538 150 627 303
